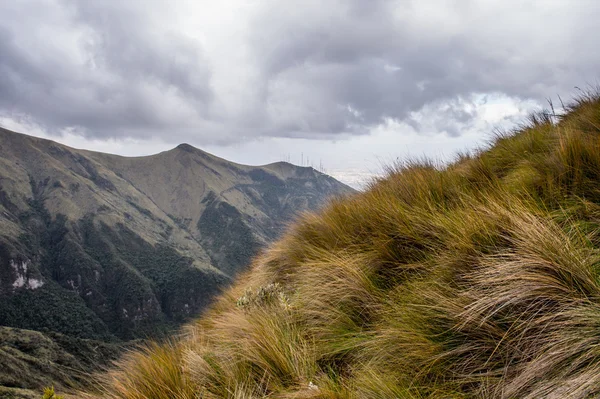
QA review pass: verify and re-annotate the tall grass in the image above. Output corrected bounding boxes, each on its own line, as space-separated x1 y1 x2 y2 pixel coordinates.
90 91 600 398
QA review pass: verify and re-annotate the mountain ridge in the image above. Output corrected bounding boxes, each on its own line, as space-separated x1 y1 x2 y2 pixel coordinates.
0 126 354 395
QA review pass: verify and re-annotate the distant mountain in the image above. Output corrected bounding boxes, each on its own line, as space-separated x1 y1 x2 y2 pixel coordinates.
0 127 353 395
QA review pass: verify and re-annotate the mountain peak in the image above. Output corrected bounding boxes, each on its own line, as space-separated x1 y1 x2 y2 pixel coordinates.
175 143 199 152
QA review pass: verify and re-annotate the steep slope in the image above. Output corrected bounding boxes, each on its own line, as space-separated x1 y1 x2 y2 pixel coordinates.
95 92 600 399
0 326 122 398
0 129 353 395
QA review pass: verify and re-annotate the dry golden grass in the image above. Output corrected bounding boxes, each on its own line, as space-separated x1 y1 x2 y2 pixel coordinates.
89 91 600 398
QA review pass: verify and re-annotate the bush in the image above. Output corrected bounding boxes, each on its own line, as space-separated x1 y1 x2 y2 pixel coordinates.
42 386 63 399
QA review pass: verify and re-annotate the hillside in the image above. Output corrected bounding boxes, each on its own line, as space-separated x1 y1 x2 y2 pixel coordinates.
91 92 600 399
0 129 353 396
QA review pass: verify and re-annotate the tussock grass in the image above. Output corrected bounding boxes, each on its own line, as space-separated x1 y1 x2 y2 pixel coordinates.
91 91 600 398
94 340 196 399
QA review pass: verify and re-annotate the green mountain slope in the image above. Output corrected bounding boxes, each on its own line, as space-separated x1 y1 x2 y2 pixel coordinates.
94 92 600 399
0 129 353 395
0 326 122 398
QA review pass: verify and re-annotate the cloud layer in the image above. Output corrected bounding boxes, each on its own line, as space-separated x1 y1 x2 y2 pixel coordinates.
1 0 599 144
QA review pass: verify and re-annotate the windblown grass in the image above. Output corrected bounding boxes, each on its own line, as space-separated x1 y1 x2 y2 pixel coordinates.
93 91 600 398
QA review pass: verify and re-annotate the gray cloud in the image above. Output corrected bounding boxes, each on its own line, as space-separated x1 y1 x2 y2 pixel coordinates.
0 0 599 144
247 0 600 138
0 0 212 139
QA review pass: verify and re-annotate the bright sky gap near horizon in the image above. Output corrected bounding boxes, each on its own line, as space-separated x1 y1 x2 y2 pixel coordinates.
1 1 599 189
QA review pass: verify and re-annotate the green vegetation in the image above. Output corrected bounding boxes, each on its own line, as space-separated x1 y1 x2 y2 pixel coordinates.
93 91 600 398
42 386 64 399
0 192 112 340
236 282 290 311
0 282 110 338
82 220 228 331
198 199 261 276
0 326 121 397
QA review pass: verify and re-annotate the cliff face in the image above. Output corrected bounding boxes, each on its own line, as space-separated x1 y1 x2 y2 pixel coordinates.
95 94 600 399
0 128 354 342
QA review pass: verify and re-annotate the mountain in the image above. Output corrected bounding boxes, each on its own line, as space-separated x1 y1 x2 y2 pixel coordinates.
93 93 600 399
0 128 353 396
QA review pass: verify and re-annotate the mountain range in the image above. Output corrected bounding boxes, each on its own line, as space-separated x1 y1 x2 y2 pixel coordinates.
0 127 353 396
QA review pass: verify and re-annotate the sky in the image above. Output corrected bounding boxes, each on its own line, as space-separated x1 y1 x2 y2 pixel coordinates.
1 0 599 189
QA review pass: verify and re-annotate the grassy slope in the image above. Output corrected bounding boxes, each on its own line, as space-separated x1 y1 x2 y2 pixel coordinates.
91 93 600 399
0 326 123 399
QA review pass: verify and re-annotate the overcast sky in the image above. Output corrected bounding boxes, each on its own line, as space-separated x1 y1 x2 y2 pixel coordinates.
1 0 599 188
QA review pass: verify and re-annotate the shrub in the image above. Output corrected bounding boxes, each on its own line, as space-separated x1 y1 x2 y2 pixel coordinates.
42 386 64 399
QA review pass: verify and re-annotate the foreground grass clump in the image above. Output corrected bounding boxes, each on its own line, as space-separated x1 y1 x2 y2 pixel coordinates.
43 386 64 399
94 92 600 398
